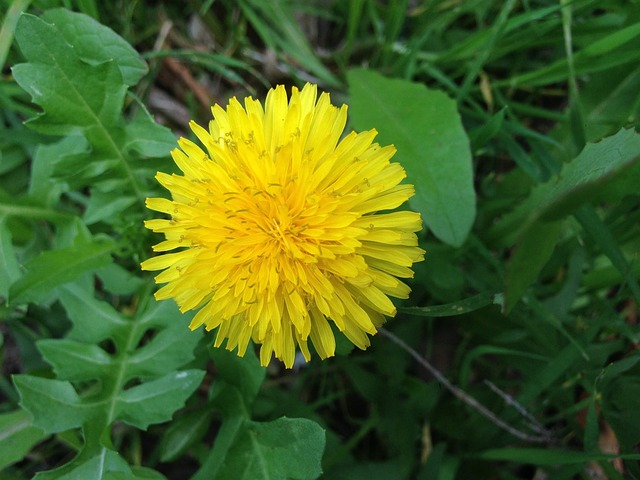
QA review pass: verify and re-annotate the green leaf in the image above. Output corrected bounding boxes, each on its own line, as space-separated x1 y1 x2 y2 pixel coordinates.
599 355 640 450
12 10 171 223
210 347 266 407
123 111 176 158
348 69 476 247
38 339 112 381
17 284 204 477
28 136 84 207
96 263 145 296
58 283 126 344
489 129 640 308
13 13 126 137
504 220 562 312
13 375 86 433
476 448 640 465
117 370 205 430
84 190 136 225
34 449 133 480
0 219 20 300
8 236 115 305
216 417 325 480
399 292 501 317
41 8 147 86
0 409 47 470
492 129 640 243
158 408 214 462
468 107 507 152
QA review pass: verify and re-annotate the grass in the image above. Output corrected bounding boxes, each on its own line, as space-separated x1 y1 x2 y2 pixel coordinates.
1 0 639 479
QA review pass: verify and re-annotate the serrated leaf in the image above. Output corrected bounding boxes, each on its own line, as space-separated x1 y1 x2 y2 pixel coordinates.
490 129 640 308
8 236 115 305
13 375 86 433
12 10 169 223
0 410 47 470
28 136 87 207
42 9 147 86
217 417 325 480
348 69 476 247
127 299 204 377
58 284 127 344
117 370 205 430
19 284 204 478
13 13 126 136
38 339 112 381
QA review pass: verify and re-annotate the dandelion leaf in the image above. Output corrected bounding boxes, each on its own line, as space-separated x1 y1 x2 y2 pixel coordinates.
348 69 476 247
13 284 204 478
12 10 174 224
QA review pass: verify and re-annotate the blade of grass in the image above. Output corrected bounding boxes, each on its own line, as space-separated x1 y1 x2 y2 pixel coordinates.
0 0 32 68
456 0 518 102
574 205 640 304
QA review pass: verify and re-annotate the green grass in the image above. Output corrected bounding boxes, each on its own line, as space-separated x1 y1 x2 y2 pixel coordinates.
1 0 639 479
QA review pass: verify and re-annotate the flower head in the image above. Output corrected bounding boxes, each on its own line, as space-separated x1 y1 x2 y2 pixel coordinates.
141 83 424 368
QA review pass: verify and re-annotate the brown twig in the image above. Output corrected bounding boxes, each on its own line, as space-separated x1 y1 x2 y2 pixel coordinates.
378 327 555 443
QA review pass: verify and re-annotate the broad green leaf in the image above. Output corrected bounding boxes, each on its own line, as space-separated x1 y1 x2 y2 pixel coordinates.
117 370 205 430
127 298 204 377
8 236 115 305
0 219 20 300
216 417 325 480
0 409 47 470
42 8 147 86
0 196 75 223
194 379 325 480
348 69 476 247
13 375 86 433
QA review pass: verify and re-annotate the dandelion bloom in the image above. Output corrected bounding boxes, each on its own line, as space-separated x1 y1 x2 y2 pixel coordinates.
141 83 424 368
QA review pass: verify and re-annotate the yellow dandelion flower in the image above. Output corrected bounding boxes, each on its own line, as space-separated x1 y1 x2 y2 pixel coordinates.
141 83 425 368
